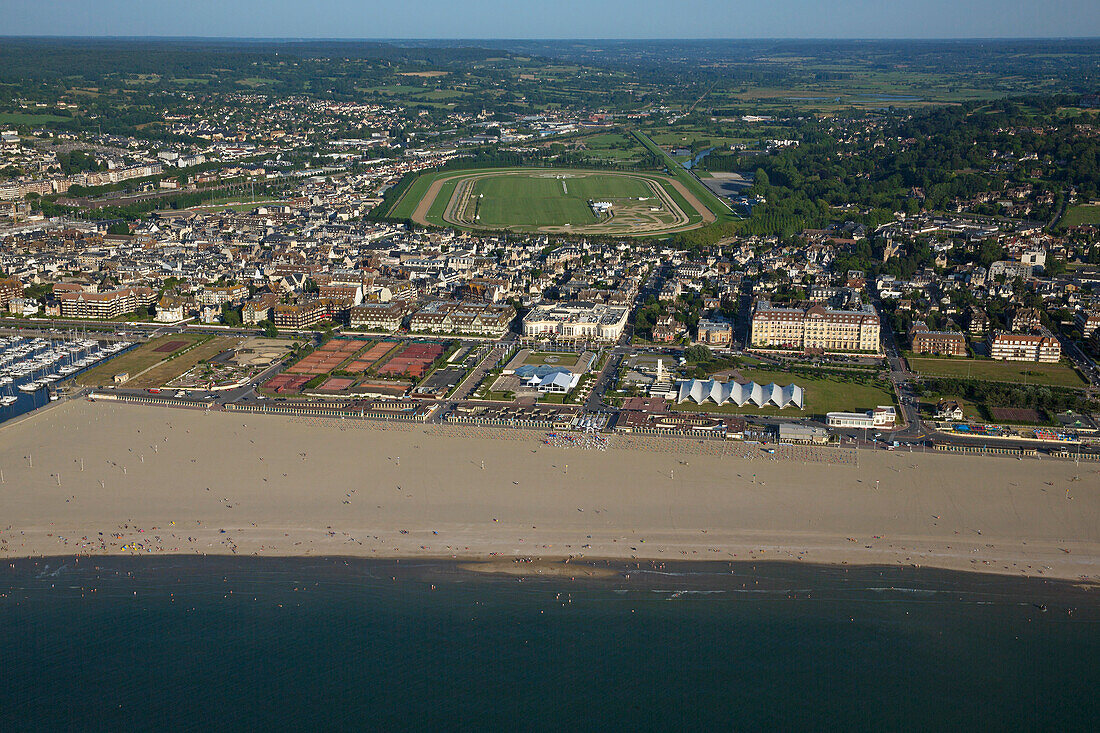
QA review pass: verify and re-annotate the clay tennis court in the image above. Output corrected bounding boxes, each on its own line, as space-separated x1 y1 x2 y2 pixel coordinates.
263 374 312 394
318 376 355 392
153 340 188 353
378 342 444 378
343 341 398 372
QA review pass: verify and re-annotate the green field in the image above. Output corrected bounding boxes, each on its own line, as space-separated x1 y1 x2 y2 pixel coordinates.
468 173 648 228
386 171 441 220
70 333 221 388
524 351 582 366
674 368 897 418
0 112 69 125
908 357 1087 388
1061 204 1100 227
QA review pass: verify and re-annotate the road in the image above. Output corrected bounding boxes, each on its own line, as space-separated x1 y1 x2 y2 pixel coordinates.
450 341 509 401
870 292 924 440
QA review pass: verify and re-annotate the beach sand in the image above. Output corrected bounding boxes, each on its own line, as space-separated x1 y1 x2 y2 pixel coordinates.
1 400 1098 581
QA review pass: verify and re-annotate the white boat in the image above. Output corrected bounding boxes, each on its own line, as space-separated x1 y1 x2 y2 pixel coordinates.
18 381 40 393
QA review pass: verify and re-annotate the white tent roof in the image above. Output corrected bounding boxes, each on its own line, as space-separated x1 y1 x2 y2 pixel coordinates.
675 379 804 409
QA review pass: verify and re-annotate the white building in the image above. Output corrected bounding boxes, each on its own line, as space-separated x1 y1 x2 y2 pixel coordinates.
675 379 804 409
989 330 1061 363
826 406 897 429
522 302 630 341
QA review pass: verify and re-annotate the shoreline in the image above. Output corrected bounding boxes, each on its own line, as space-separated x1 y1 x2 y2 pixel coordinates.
6 554 1099 608
1 400 1099 582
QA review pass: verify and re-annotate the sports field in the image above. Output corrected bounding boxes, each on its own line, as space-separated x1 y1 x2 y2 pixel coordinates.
387 167 715 236
1061 204 1100 228
907 357 1087 388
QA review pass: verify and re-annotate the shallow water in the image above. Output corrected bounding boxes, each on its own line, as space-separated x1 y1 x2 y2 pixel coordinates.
2 556 1098 731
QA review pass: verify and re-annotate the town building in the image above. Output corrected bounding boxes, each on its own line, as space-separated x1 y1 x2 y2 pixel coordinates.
674 379 804 409
935 400 965 421
319 284 364 306
197 284 249 307
57 287 157 319
274 300 326 329
651 314 683 344
0 276 23 307
989 260 1034 281
778 423 829 444
242 293 280 325
697 317 733 347
910 323 967 356
750 300 880 353
1010 307 1042 332
349 301 409 332
155 296 187 323
408 300 514 336
1077 311 1100 337
990 329 1061 363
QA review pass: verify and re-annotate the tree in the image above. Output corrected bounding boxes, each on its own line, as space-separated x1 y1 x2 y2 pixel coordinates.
684 344 713 363
262 321 278 338
106 221 130 235
221 303 242 327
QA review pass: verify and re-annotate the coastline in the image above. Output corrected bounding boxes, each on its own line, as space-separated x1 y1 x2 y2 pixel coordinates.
1 400 1099 582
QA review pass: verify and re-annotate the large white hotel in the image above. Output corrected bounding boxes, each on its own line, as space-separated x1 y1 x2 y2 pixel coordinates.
522 301 630 341
750 300 881 353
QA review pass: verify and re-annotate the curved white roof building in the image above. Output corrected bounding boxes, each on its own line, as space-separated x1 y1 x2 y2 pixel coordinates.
675 379 804 410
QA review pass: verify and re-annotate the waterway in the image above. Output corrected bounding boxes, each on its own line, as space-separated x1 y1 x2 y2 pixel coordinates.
681 146 716 170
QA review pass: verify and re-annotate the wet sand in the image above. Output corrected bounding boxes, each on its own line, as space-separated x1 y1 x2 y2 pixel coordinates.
1 400 1098 582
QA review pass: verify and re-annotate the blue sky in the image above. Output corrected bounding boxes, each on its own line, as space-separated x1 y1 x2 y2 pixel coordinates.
3 0 1098 39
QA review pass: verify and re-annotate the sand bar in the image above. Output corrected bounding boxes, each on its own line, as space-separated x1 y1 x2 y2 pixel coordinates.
1 400 1098 582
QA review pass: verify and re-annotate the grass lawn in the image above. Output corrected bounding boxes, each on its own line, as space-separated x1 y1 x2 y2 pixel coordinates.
673 368 897 418
1061 204 1100 227
127 337 243 389
72 334 209 387
907 357 1086 388
72 335 242 388
391 166 706 235
524 351 582 366
466 173 650 228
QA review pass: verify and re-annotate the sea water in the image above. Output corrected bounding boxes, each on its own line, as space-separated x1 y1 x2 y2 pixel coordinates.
2 557 1098 731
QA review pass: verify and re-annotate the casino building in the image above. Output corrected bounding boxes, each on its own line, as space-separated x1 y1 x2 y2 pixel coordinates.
522 301 630 342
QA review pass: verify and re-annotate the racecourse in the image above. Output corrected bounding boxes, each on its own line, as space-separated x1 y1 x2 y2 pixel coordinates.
401 167 715 236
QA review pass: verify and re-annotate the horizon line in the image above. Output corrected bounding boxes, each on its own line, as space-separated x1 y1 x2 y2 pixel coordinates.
2 35 1100 42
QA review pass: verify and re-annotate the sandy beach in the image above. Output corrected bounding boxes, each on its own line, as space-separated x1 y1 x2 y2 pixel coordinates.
1 400 1098 581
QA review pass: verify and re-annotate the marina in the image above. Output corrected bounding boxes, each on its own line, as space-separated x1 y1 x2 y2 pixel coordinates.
0 334 132 420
